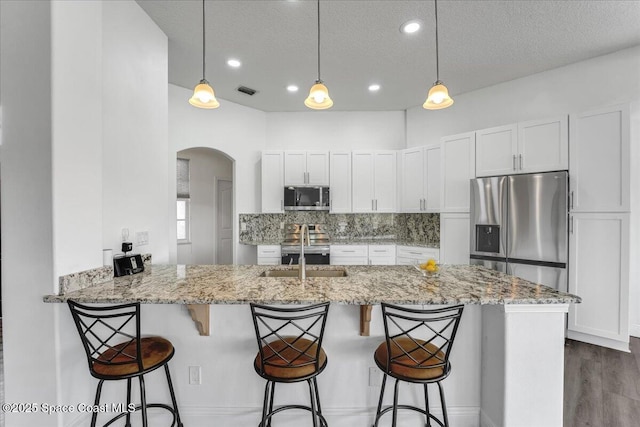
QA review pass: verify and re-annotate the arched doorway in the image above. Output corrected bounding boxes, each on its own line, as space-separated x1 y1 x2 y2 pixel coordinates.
176 147 233 265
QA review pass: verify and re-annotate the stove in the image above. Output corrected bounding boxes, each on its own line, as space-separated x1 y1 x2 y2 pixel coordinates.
281 224 330 264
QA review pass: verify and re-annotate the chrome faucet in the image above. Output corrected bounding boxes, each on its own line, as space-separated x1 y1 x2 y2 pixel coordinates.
299 224 310 280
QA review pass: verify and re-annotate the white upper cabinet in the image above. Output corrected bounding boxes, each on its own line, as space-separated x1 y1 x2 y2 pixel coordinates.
261 151 284 213
518 116 568 173
284 150 329 186
441 132 476 212
569 105 630 212
329 151 352 213
475 116 568 177
401 145 440 212
476 124 518 177
352 150 397 213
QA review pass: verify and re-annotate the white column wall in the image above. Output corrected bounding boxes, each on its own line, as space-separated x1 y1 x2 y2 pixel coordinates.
0 1 60 425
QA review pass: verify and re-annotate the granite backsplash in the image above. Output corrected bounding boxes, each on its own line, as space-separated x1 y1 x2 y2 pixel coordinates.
239 212 439 245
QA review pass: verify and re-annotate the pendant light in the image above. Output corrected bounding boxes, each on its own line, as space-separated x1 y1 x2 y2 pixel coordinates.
189 0 220 109
423 0 453 110
305 0 333 110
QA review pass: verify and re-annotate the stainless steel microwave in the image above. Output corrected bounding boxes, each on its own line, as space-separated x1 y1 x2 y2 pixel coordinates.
283 186 330 211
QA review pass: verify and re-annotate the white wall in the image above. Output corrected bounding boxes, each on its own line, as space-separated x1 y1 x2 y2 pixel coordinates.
407 46 640 337
176 147 232 265
101 0 170 263
267 111 406 151
407 46 640 147
0 1 60 425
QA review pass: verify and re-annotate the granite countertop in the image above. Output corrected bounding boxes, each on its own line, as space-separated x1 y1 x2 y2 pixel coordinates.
242 239 440 248
44 264 580 306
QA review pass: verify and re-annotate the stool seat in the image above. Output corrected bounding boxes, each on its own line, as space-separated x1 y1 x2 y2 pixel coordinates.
94 337 174 377
374 337 446 381
255 336 327 380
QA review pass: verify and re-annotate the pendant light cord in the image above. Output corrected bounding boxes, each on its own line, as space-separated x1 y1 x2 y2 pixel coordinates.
202 0 206 79
434 0 439 81
317 0 321 81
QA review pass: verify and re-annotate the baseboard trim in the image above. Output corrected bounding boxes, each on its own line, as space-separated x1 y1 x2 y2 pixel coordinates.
567 330 630 352
67 405 480 427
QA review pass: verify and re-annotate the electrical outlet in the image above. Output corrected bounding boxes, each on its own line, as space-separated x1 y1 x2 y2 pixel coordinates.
280 222 285 229
369 367 383 387
189 366 201 385
241 222 247 231
136 231 149 246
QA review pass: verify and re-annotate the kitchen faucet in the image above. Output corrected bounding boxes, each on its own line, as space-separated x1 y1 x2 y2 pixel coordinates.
299 224 310 280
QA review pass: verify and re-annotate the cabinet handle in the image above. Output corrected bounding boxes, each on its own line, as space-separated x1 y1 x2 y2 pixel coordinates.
570 191 574 210
570 216 574 234
519 154 523 170
375 199 378 211
513 155 517 171
342 250 356 253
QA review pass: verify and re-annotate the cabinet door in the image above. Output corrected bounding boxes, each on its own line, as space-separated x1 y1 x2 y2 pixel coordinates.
441 132 476 212
475 124 517 177
261 151 284 213
569 105 630 212
567 213 629 351
401 148 424 212
424 144 441 212
351 151 375 212
518 116 568 174
374 151 397 212
330 151 352 213
283 151 307 185
440 213 470 264
306 151 329 185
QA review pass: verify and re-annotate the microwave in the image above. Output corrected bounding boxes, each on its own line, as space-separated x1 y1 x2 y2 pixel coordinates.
284 186 330 211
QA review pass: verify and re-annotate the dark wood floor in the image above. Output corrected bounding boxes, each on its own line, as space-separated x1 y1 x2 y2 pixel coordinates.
564 337 640 427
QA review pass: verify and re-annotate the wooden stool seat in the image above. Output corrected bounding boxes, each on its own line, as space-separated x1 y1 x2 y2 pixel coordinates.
374 337 446 381
94 337 174 377
254 336 327 380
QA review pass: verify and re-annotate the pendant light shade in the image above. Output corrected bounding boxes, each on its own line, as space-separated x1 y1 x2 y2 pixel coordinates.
423 0 453 110
423 80 453 109
306 0 333 110
190 0 219 109
305 80 333 109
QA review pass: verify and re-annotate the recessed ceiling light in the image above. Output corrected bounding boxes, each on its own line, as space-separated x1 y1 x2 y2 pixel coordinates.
368 84 381 92
227 59 241 68
400 20 421 34
287 85 299 93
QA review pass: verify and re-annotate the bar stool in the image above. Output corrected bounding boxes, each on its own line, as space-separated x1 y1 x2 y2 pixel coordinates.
68 300 183 427
372 303 464 427
250 302 330 427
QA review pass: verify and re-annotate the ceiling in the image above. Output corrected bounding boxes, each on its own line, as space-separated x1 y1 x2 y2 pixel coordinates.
135 0 640 112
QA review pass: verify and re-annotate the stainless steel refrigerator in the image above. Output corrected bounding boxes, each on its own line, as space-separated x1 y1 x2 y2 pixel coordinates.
469 171 568 291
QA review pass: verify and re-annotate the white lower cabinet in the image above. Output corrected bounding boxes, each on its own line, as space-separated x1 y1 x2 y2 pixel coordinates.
440 213 470 265
396 246 440 265
257 245 282 265
368 245 396 265
567 212 630 351
330 245 368 265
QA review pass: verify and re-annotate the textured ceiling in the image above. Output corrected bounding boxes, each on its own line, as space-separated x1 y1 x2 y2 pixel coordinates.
135 0 640 112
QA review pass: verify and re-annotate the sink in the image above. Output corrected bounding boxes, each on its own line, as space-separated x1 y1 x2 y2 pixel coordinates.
260 269 347 278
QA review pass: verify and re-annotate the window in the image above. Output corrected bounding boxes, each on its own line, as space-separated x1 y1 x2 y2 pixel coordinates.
177 158 191 243
177 198 190 242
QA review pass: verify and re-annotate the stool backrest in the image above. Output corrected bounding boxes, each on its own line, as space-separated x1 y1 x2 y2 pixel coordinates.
250 302 330 375
68 300 143 375
380 303 464 374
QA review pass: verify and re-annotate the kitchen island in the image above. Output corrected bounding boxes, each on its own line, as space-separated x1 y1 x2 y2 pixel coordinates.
44 264 579 427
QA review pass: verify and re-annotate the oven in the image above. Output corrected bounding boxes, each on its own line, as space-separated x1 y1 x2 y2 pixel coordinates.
281 246 330 265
